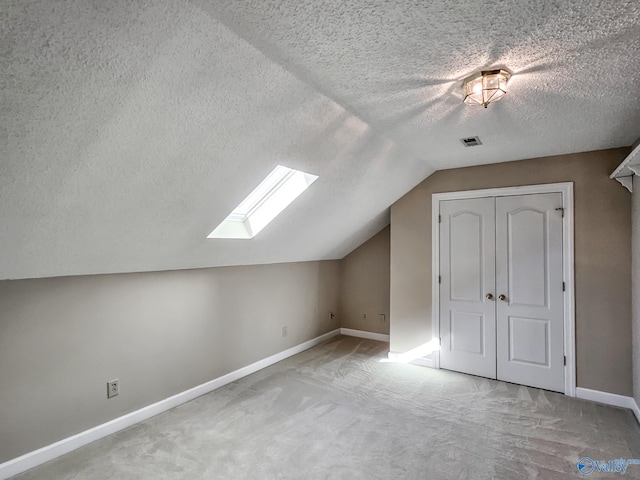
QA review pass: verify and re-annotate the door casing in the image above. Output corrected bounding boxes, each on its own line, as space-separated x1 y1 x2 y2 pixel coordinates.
431 182 575 397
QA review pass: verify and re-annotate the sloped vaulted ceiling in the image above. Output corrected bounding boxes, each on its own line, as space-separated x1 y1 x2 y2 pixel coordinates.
2 0 640 280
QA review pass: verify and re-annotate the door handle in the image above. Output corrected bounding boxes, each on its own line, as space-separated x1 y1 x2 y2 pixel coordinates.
498 294 507 301
485 293 494 300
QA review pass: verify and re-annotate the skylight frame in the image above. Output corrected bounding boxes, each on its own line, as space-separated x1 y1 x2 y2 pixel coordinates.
231 166 296 220
207 165 318 239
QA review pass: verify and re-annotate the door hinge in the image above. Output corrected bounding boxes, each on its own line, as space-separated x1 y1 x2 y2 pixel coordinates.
564 355 566 366
438 214 441 223
438 275 441 284
555 207 564 217
562 281 565 292
439 337 442 346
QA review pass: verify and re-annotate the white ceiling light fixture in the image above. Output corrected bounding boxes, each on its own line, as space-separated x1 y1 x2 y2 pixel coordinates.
463 69 512 108
208 165 318 239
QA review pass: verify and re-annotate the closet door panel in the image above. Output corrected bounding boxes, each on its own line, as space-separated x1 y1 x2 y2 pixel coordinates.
439 197 496 379
495 193 565 392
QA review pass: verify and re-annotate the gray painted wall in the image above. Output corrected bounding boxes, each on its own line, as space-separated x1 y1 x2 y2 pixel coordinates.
390 149 633 396
633 175 640 407
0 261 340 463
2 150 634 465
339 226 390 334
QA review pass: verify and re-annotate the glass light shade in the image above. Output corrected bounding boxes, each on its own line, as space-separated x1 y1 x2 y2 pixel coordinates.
463 69 511 108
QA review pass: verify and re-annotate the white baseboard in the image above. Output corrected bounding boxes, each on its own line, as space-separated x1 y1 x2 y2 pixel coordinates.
387 351 435 368
408 357 435 368
575 387 640 423
632 399 640 424
340 328 389 342
0 329 341 480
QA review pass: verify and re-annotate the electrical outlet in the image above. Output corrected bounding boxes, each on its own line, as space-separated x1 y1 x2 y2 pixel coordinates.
107 379 119 398
282 326 288 337
329 312 335 320
379 314 386 323
363 313 367 319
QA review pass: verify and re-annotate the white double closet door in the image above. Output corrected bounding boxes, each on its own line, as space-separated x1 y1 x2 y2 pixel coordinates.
439 193 565 392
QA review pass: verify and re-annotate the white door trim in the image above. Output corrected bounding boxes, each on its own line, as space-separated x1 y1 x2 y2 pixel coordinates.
431 182 576 397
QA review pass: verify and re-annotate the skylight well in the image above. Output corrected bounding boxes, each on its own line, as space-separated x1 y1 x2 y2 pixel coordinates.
208 165 318 239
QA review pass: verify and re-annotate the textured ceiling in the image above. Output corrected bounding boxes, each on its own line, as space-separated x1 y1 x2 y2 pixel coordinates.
2 0 640 280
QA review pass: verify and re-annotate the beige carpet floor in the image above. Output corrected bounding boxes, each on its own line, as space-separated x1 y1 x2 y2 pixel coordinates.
13 335 640 479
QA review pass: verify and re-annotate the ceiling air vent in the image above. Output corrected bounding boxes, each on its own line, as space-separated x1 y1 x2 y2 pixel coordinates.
460 136 482 147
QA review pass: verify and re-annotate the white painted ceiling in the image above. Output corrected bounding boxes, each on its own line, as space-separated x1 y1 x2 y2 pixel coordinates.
2 0 639 280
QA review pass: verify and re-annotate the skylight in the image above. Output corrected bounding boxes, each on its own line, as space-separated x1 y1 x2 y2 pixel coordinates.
208 165 318 239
